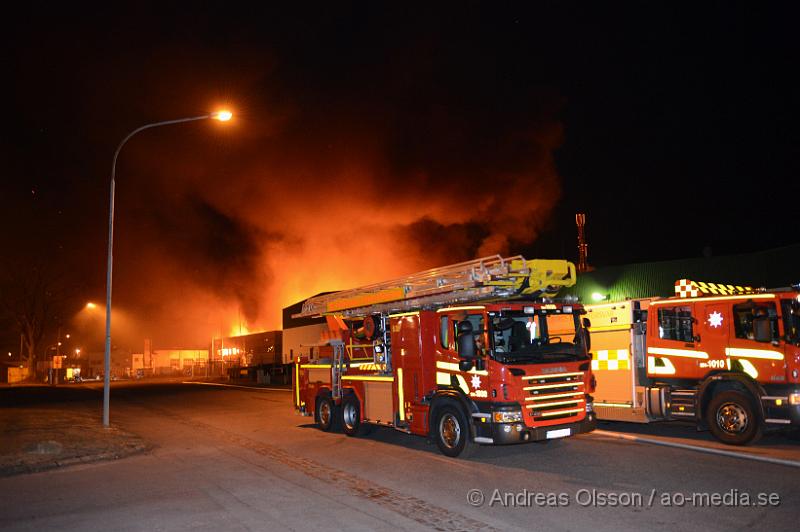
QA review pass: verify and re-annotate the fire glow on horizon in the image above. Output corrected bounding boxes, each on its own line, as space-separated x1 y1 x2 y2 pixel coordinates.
100 52 567 347
121 123 566 344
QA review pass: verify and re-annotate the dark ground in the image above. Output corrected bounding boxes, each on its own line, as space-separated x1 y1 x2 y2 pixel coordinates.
0 382 798 531
0 385 148 476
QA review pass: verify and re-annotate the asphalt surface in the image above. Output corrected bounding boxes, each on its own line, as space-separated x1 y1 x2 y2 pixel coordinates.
0 381 798 531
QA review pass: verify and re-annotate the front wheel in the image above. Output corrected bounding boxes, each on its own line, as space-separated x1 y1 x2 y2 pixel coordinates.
433 404 475 458
706 390 762 445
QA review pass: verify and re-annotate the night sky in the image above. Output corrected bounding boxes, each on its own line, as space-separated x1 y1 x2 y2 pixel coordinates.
2 3 798 350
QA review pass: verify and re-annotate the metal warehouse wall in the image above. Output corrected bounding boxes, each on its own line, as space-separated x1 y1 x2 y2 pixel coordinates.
564 243 800 303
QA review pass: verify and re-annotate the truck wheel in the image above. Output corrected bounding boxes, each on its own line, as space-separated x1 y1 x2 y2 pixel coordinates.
316 396 338 432
341 395 371 437
706 390 762 445
433 404 475 458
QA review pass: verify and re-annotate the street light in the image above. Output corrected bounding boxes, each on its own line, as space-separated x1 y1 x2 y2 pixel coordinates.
102 109 233 427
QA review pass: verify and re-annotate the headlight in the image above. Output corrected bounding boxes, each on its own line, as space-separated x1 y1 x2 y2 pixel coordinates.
493 410 523 423
789 392 800 406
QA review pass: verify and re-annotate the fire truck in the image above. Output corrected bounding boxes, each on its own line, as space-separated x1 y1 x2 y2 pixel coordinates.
292 255 597 457
587 279 800 445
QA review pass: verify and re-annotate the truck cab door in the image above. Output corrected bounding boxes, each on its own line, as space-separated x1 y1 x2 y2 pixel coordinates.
698 302 729 373
780 299 800 385
728 301 783 381
647 302 705 379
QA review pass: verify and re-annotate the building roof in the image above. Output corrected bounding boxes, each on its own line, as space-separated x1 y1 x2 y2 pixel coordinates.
564 243 800 303
282 292 333 329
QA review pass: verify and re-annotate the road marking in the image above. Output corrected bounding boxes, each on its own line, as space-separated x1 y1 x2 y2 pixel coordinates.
590 429 800 469
181 381 292 392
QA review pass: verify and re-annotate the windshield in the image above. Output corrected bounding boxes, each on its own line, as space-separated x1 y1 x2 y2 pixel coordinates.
489 310 588 363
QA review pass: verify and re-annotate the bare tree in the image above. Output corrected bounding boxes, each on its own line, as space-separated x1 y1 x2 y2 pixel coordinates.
0 261 65 373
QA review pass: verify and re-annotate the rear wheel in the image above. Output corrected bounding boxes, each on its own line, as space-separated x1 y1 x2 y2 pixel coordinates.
433 404 475 458
706 390 762 445
316 395 338 432
341 395 372 437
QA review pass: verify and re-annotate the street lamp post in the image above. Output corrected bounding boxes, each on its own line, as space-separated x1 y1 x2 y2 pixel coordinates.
103 110 232 427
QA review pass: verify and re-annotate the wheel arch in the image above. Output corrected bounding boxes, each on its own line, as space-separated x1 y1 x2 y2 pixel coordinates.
428 388 477 439
698 372 765 421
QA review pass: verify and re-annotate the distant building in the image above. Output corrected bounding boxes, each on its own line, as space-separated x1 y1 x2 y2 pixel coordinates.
0 361 29 383
72 348 130 380
148 349 208 376
282 293 329 364
211 331 283 383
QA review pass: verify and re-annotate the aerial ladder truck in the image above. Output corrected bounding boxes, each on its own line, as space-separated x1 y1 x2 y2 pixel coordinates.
292 255 597 457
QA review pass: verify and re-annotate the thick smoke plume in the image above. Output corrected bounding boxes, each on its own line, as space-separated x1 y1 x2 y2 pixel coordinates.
116 91 565 344
9 14 567 348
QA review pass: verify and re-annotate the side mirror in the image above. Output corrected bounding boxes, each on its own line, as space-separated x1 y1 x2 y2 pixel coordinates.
459 359 474 372
457 333 476 359
580 318 592 352
753 318 772 343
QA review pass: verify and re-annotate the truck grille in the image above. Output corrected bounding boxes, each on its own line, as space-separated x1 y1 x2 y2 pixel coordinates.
521 371 585 422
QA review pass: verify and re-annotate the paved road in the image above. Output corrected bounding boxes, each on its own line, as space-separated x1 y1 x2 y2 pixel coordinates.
1 382 798 531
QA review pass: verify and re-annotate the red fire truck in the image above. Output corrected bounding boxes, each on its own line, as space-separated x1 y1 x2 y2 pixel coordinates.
587 279 800 445
292 255 597 457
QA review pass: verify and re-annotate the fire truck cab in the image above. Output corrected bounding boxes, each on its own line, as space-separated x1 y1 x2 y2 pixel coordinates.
293 256 597 457
588 280 800 445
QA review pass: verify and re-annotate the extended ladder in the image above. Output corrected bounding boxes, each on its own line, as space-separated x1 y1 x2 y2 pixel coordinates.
293 255 576 319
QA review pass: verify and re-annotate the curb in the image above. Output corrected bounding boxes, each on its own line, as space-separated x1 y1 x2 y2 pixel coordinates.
181 381 292 392
591 429 800 469
0 443 150 478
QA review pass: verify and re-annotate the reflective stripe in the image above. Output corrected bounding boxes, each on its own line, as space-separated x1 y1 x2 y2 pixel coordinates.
674 279 755 297
521 371 583 380
295 362 300 406
397 368 405 421
595 402 633 408
341 375 394 382
592 349 630 370
388 311 420 318
647 347 708 359
523 382 584 391
455 374 470 395
300 364 332 369
648 356 676 375
736 359 759 379
586 325 631 332
525 399 583 409
350 363 387 371
435 360 488 376
436 372 469 394
651 294 775 305
725 348 784 361
539 408 583 417
524 392 583 401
